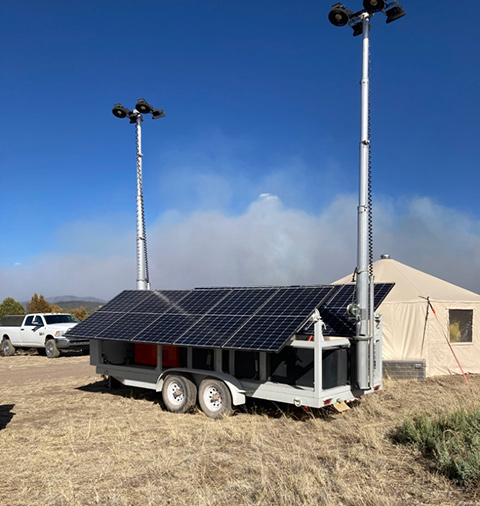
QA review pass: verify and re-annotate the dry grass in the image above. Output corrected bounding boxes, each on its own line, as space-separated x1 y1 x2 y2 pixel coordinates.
1 356 480 506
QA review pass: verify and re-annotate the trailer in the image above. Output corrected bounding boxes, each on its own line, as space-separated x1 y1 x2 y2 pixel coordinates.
67 2 404 419
66 283 392 418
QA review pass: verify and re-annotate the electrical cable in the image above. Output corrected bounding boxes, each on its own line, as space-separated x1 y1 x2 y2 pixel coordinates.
367 54 373 277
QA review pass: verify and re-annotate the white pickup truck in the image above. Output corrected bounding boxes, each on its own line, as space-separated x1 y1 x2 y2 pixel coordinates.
0 313 89 358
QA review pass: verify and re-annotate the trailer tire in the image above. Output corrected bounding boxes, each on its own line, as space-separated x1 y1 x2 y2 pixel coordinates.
45 339 60 359
198 378 233 419
162 375 197 414
1 338 15 357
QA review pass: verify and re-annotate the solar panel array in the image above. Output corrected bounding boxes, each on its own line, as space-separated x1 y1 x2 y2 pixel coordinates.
317 282 394 337
67 284 393 352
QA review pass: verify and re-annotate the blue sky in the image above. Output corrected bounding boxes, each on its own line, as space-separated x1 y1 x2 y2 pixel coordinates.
1 0 479 301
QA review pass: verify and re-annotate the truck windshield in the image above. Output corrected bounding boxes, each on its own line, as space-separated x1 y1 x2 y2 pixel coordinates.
44 315 79 324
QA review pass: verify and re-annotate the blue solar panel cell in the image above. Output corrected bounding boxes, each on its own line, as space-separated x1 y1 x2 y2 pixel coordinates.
97 313 160 341
256 286 335 316
224 315 307 351
167 288 231 315
130 290 189 314
133 313 197 344
97 290 153 313
207 288 277 316
175 315 250 348
65 311 121 338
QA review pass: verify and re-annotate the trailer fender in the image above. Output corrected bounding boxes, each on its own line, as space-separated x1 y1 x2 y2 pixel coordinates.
156 368 246 406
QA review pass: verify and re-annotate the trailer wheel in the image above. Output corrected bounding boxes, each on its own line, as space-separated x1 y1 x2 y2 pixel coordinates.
45 339 60 359
198 378 233 419
1 338 15 357
162 375 197 414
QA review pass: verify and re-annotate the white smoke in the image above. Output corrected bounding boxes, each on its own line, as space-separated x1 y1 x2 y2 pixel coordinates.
149 192 357 290
1 193 480 302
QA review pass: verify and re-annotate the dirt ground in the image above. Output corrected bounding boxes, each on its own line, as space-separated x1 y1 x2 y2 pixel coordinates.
1 354 480 506
0 353 95 385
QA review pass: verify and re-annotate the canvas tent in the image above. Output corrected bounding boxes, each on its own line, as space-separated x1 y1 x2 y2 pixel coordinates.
333 256 480 377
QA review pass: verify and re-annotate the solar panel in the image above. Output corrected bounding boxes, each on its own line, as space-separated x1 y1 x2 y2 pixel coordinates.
175 315 250 348
319 284 355 336
206 288 277 316
321 308 355 337
166 288 231 315
97 313 160 341
130 290 189 314
224 315 307 351
67 283 394 350
256 286 335 316
133 313 198 345
97 290 153 313
320 283 394 337
66 311 122 338
373 283 394 306
173 286 335 350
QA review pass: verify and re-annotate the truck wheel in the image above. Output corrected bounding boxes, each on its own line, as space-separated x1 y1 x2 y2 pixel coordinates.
198 378 233 419
45 339 60 359
1 338 15 357
162 375 197 414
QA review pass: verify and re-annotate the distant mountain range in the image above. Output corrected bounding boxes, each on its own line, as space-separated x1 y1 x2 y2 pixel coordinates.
47 296 106 312
46 296 106 304
21 296 107 313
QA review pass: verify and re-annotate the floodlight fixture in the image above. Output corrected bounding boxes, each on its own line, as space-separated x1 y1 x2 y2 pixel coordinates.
135 98 153 115
351 21 364 36
112 103 131 119
328 1 406 29
128 111 140 124
328 3 351 26
151 108 166 120
385 1 407 23
363 0 385 13
112 98 166 290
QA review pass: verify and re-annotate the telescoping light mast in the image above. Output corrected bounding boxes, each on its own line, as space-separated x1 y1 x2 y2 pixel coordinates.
112 99 166 291
328 0 406 391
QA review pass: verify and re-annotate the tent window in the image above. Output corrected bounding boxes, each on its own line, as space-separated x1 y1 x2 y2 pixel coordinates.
449 310 473 343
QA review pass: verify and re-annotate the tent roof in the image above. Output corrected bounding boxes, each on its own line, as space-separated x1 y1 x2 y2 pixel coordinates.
333 257 480 303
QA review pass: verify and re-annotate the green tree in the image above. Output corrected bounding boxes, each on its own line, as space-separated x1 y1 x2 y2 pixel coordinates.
27 293 52 313
0 297 25 321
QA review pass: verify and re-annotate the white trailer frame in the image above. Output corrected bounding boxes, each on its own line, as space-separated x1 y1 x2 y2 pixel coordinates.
89 310 383 415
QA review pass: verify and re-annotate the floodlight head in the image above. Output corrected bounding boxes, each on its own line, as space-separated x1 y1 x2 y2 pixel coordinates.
363 0 385 13
128 111 141 124
385 2 406 23
328 3 350 27
351 21 364 36
112 103 130 119
151 108 166 120
135 98 153 115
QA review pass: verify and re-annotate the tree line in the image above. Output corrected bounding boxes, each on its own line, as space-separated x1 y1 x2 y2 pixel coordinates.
0 294 91 322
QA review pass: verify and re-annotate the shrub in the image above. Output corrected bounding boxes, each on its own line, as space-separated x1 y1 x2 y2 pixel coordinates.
393 408 480 485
